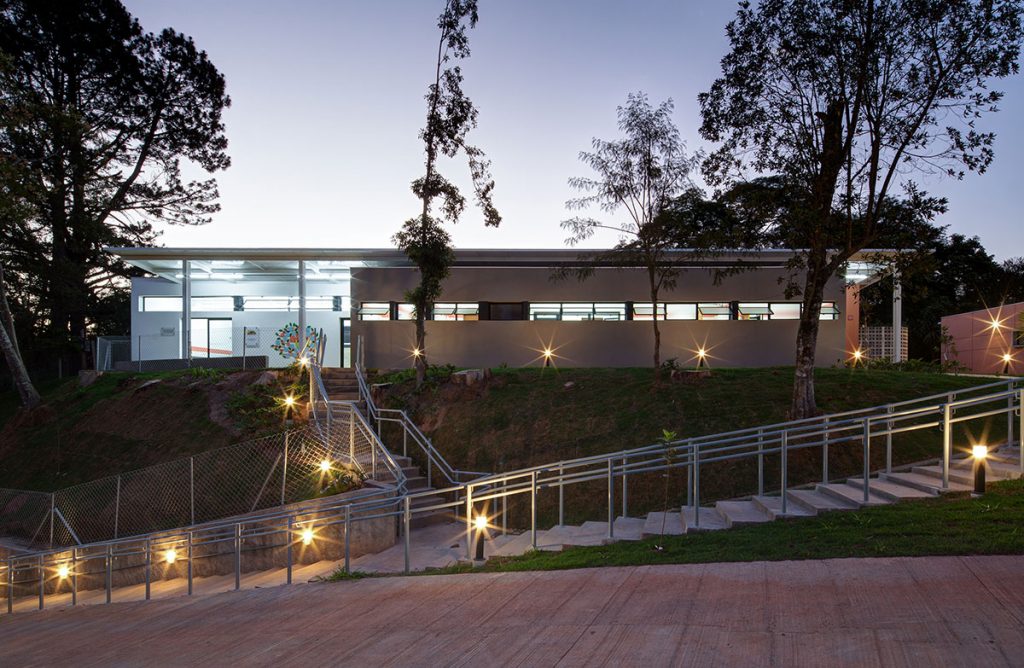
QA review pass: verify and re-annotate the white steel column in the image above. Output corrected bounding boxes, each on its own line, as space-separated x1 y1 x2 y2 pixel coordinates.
891 269 902 363
182 259 191 360
298 260 307 352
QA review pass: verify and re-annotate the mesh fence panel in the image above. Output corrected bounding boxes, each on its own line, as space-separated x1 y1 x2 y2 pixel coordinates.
0 489 51 541
1 418 398 550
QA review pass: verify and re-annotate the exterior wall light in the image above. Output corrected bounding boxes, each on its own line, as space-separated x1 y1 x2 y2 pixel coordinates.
57 563 70 579
1002 352 1014 374
301 527 315 546
972 444 987 497
990 317 1004 330
164 548 178 564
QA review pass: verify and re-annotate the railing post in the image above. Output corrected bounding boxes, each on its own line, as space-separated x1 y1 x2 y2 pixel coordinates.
286 518 293 585
822 417 830 484
1008 390 1015 453
686 441 693 508
187 532 193 596
942 403 952 490
427 458 432 489
607 459 614 539
145 538 152 600
403 427 408 458
621 456 628 519
105 545 112 604
1018 389 1023 475
344 506 351 574
781 431 788 515
234 523 242 591
71 548 77 606
6 558 13 615
862 418 871 504
465 485 473 561
694 442 701 528
48 493 54 549
349 411 355 464
530 470 538 549
558 463 564 526
502 492 508 536
114 475 121 539
403 497 411 574
37 555 43 610
886 405 894 474
757 428 764 496
190 457 195 525
281 433 289 505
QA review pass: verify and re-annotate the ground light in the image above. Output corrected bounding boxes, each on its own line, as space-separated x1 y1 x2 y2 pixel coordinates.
164 548 177 564
283 394 296 425
543 348 553 368
972 445 987 497
696 347 707 369
474 515 487 561
301 527 314 546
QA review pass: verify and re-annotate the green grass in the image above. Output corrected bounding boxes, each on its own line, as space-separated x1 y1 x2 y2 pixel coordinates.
376 367 1010 527
405 479 1024 577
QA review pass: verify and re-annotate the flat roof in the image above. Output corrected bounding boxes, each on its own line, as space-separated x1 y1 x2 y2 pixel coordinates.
107 247 895 284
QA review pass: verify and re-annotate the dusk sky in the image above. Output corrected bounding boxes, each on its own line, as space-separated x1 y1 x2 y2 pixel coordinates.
125 0 1024 260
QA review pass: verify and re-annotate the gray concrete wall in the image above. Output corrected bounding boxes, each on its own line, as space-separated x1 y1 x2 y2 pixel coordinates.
352 266 847 368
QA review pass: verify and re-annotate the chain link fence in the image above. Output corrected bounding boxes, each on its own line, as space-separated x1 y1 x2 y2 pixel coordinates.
1 404 402 549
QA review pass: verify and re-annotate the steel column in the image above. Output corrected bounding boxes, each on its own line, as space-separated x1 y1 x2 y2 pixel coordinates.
182 259 191 360
694 443 701 528
558 463 564 526
781 431 788 515
757 428 764 496
465 485 473 561
892 270 902 363
621 456 628 518
886 405 894 474
530 471 538 549
403 497 411 574
942 403 952 489
863 418 871 504
298 260 307 351
190 457 195 525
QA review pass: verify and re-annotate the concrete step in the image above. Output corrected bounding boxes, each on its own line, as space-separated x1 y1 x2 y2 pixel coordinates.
816 482 892 508
751 495 815 519
985 459 1024 480
404 475 430 490
681 507 727 531
844 477 935 502
912 464 974 487
715 500 772 527
880 471 971 494
786 489 858 514
642 511 686 538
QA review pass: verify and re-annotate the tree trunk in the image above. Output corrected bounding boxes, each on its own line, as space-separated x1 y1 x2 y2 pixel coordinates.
649 266 661 381
790 262 828 419
415 302 427 386
0 321 39 409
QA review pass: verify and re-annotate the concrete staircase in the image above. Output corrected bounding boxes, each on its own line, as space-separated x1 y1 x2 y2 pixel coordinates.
319 367 360 401
343 443 1022 573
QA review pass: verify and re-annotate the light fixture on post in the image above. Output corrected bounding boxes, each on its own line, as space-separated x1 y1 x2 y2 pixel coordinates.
542 348 553 368
1002 352 1013 375
852 348 864 365
164 548 178 564
474 514 487 561
283 394 296 427
972 444 987 497
696 347 707 369
301 527 314 546
57 563 70 579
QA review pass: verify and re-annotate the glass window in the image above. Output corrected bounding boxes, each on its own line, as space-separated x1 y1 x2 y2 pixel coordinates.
191 297 235 312
737 303 772 320
242 296 295 311
632 303 667 320
396 303 416 321
433 303 479 321
140 296 182 312
359 302 391 321
698 303 732 320
820 302 840 320
769 303 801 320
1014 330 1024 348
665 304 697 320
592 303 626 321
529 303 562 320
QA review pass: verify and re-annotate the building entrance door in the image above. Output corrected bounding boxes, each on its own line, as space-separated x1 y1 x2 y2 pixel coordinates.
190 318 232 358
340 317 351 367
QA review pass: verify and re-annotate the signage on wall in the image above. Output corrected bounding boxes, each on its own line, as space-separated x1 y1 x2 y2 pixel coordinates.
160 327 175 337
244 327 260 349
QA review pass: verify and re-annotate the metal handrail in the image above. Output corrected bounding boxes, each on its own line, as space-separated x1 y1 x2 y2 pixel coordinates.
4 377 1021 613
352 335 485 485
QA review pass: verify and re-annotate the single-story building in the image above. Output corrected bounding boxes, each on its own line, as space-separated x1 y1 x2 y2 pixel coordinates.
107 247 900 370
941 302 1024 375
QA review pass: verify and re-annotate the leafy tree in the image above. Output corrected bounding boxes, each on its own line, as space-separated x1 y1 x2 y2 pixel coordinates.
562 94 705 376
0 0 230 375
700 0 1023 417
393 0 500 387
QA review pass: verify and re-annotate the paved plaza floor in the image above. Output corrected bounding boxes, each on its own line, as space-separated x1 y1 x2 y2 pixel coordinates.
1 555 1022 666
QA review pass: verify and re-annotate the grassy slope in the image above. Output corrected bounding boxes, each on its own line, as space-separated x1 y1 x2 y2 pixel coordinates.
429 479 1024 574
379 367 1008 524
0 369 304 491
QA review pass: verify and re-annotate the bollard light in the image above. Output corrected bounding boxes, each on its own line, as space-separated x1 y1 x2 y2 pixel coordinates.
696 347 708 369
972 445 987 497
474 515 487 561
298 356 310 367
164 548 177 564
319 459 332 473
57 563 70 579
542 348 553 368
301 527 315 546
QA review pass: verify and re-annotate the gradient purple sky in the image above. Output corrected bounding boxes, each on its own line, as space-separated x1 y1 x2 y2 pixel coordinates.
124 0 1024 259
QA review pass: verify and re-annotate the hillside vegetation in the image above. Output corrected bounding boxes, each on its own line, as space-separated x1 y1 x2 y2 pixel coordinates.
0 368 307 491
376 367 1009 525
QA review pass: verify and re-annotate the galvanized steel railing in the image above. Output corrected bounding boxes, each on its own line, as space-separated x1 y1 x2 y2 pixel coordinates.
2 376 1021 614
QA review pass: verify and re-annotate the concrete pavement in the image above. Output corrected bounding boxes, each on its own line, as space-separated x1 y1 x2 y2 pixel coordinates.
1 555 1022 666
